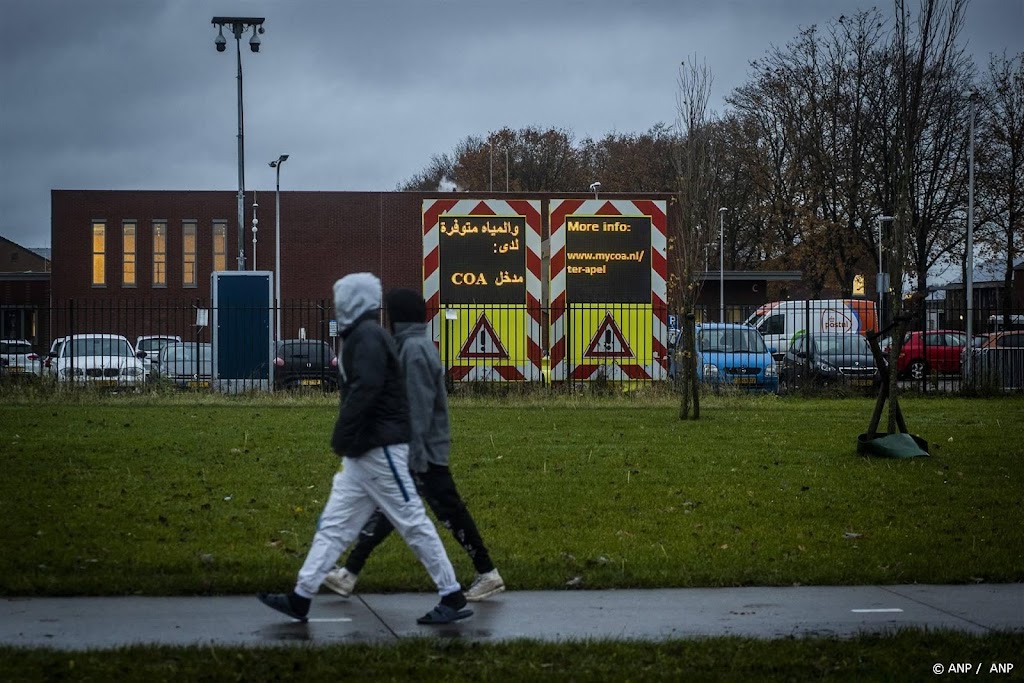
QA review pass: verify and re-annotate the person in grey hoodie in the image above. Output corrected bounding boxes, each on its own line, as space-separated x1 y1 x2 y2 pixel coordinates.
323 288 504 602
258 273 470 625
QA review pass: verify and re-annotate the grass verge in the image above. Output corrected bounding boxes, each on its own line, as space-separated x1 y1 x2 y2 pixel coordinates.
2 630 1022 682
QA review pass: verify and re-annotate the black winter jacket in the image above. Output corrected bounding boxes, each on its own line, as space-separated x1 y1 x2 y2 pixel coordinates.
330 313 410 457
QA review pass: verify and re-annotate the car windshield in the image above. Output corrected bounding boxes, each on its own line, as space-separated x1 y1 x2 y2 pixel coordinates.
139 338 177 353
0 342 33 354
818 336 869 355
163 344 212 364
699 328 767 354
68 338 133 357
278 341 333 362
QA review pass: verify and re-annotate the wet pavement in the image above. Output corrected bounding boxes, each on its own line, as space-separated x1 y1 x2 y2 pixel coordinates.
1 584 1021 650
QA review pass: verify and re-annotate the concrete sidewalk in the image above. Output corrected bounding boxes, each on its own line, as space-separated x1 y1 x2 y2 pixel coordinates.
1 584 1021 650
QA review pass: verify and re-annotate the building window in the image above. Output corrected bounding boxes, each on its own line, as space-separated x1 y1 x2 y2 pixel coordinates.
153 221 167 287
122 221 137 287
183 220 197 287
213 220 227 272
92 221 106 287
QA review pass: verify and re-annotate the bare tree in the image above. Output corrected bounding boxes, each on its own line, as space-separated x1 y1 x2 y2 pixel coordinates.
671 56 718 419
890 0 969 430
976 52 1024 326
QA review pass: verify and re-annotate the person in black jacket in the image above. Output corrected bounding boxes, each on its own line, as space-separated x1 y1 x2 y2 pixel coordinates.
323 288 504 601
258 273 470 625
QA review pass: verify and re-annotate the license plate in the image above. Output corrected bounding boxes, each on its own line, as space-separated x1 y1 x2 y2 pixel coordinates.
733 377 757 385
188 380 209 389
300 378 322 387
851 378 873 386
7 367 23 374
93 380 117 388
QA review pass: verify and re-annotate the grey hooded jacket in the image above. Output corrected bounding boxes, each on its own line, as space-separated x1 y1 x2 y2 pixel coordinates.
392 321 451 473
330 273 410 457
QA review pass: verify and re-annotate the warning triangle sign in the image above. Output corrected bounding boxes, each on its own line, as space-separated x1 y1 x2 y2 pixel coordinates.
584 312 634 359
459 313 509 360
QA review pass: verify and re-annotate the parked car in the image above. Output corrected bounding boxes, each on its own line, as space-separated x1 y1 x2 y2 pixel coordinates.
896 330 977 380
963 330 1024 391
0 339 43 379
49 334 147 388
780 333 880 391
136 335 183 378
673 323 779 393
152 343 212 390
745 299 878 361
273 339 339 390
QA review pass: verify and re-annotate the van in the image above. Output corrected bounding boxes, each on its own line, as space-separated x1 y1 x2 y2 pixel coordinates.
744 299 878 360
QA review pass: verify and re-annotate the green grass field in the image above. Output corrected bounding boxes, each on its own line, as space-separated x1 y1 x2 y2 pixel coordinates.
1 391 1021 678
2 392 1021 594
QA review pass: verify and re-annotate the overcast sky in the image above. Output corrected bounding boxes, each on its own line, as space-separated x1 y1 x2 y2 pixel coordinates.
1 0 1021 250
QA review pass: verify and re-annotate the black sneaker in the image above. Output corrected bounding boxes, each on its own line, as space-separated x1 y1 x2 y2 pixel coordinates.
257 591 310 622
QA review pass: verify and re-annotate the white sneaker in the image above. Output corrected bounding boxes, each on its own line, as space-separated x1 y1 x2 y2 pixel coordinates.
465 569 505 602
322 567 358 598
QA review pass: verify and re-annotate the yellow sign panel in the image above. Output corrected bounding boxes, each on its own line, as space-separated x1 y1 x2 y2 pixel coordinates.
439 305 528 367
570 305 653 369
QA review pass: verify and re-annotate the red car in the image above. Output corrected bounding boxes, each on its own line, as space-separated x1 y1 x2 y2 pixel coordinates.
896 330 976 379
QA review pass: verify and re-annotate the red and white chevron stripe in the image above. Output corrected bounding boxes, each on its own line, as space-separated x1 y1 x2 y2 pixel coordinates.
549 199 668 381
422 198 543 381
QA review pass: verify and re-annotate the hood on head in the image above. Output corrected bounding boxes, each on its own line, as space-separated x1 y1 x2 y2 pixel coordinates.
385 288 427 326
333 273 381 330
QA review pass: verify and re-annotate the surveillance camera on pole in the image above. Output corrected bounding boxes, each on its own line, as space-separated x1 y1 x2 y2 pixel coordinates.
589 181 601 199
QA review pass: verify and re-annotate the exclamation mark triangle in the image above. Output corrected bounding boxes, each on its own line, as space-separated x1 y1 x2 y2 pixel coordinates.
584 312 634 358
458 313 509 359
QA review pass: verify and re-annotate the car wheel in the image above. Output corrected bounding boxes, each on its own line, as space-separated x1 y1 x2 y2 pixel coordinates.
908 360 927 381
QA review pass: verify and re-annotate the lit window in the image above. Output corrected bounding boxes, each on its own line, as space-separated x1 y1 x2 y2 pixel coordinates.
213 220 227 272
183 220 197 287
92 221 106 287
122 221 137 287
153 221 167 287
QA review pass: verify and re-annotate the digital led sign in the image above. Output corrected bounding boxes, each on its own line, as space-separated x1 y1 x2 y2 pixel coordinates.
438 215 526 305
563 215 652 303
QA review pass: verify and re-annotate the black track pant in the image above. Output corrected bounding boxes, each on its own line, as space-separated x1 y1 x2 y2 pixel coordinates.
343 463 495 576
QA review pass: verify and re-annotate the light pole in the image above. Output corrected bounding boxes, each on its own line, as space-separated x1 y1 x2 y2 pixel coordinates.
966 89 978 376
269 154 289 340
877 215 894 325
719 207 728 322
212 16 265 271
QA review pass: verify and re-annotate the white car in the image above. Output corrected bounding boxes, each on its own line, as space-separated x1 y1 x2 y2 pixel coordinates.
52 334 147 387
136 335 182 379
0 339 43 378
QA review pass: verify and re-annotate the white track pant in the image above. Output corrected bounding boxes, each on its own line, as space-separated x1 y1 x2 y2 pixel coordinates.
294 443 461 599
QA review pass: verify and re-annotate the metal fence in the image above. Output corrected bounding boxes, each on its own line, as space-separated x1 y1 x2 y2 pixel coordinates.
2 299 1021 395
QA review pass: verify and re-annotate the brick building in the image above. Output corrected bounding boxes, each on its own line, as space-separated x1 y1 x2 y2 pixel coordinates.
0 234 51 345
49 189 799 346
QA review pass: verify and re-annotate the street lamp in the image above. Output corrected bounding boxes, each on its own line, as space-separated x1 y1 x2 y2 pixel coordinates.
719 207 728 322
212 16 265 271
269 154 289 340
876 215 894 325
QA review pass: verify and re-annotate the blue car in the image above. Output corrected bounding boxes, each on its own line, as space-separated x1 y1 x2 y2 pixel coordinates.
670 323 779 393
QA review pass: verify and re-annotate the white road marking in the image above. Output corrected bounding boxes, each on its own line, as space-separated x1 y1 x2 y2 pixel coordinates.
307 617 354 622
851 608 904 613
